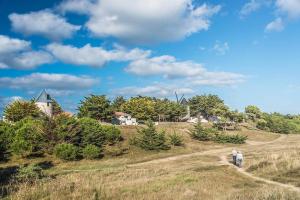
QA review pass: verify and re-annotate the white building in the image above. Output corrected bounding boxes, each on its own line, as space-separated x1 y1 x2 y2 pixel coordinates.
113 112 138 125
35 90 53 117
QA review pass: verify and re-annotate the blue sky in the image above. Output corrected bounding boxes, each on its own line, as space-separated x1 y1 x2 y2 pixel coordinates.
1 0 300 114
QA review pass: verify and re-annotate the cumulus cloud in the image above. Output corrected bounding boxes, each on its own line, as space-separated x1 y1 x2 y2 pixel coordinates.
240 0 262 16
212 41 229 55
0 35 53 69
125 54 244 86
265 17 285 32
60 0 220 44
0 73 99 91
9 10 80 40
113 84 194 98
46 43 151 67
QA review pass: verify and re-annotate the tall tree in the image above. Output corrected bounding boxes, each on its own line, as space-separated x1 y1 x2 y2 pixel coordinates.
111 96 126 111
4 100 42 122
51 98 63 116
245 105 261 120
78 95 113 121
188 94 224 118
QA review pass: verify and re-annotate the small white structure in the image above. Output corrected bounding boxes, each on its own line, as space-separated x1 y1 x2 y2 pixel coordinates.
187 116 208 124
113 112 138 125
35 90 53 117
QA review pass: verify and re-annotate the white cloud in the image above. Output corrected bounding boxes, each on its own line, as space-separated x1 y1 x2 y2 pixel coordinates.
188 72 245 86
240 0 262 16
113 84 194 98
46 43 151 67
0 73 99 91
60 0 220 44
265 17 285 32
276 0 300 18
58 0 94 14
9 10 80 40
212 41 229 55
0 35 53 69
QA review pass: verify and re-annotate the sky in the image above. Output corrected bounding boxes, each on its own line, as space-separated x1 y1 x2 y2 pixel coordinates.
1 0 300 114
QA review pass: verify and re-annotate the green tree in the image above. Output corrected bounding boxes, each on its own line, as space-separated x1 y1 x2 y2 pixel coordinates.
0 121 13 159
79 117 106 148
132 121 170 151
154 99 185 121
51 98 63 116
54 114 82 146
188 95 224 118
111 96 126 111
78 95 113 122
11 118 46 157
4 100 42 122
121 96 156 121
245 105 261 120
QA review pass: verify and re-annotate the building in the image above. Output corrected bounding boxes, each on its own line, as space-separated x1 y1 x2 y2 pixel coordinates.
112 112 138 125
35 90 53 117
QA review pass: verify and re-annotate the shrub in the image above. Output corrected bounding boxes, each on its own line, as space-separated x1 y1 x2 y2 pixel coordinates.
169 132 184 146
213 133 247 144
54 143 78 161
79 118 106 147
0 122 13 159
11 118 45 157
54 114 82 146
132 121 170 151
189 123 216 141
82 144 101 159
256 119 268 130
102 125 122 145
16 164 44 182
104 143 129 157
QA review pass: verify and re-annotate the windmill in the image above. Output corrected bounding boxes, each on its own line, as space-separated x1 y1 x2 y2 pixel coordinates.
175 92 190 121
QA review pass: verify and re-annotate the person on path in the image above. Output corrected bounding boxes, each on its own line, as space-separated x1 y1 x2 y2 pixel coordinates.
236 151 244 167
232 149 237 165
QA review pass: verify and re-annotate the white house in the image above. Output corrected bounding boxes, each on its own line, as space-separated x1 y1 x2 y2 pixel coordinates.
35 90 53 117
113 112 138 125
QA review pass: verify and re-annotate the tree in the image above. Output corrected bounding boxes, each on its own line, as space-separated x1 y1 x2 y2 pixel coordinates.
51 98 63 116
0 121 13 159
111 96 126 111
154 99 185 122
121 96 156 121
79 117 106 148
11 118 46 157
245 105 261 120
78 95 113 122
54 114 82 146
4 100 42 122
188 95 224 118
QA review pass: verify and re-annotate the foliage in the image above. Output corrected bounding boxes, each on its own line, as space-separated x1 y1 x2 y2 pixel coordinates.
54 114 82 146
188 95 225 118
51 98 63 116
4 100 42 122
0 121 13 159
245 105 261 120
154 99 186 121
102 125 122 145
121 96 157 121
79 117 106 147
82 144 101 159
78 95 113 122
11 118 45 157
169 132 184 146
104 143 128 157
54 143 79 161
262 113 296 134
256 119 268 130
131 121 170 151
213 133 247 144
16 164 44 182
189 123 216 141
111 96 126 111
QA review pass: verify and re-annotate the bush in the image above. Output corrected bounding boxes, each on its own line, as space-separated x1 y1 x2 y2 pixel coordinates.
213 133 247 144
102 125 122 145
169 132 184 146
256 119 268 130
189 123 216 141
11 118 45 157
54 143 79 161
104 143 129 157
16 164 44 182
132 121 170 151
0 122 13 159
82 144 101 159
79 118 106 148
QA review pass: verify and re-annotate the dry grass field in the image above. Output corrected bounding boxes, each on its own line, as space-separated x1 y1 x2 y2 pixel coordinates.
1 123 300 200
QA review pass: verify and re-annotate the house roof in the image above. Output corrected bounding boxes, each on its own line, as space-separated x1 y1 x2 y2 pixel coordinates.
36 90 52 103
115 112 130 117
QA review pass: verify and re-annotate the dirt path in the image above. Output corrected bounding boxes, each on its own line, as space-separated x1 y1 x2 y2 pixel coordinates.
219 155 300 192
